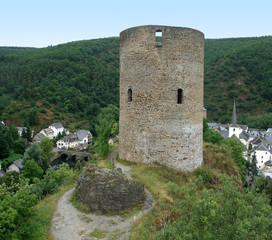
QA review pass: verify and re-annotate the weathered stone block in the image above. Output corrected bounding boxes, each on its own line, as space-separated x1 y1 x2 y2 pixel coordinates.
75 165 145 214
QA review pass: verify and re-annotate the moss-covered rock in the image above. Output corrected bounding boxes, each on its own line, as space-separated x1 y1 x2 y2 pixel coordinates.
75 165 145 214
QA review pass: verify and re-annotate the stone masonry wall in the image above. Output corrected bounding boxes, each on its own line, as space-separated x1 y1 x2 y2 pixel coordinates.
119 25 204 172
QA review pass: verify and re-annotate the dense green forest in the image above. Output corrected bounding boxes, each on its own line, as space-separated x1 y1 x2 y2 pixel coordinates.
0 36 272 131
204 36 272 123
0 38 119 133
0 47 35 56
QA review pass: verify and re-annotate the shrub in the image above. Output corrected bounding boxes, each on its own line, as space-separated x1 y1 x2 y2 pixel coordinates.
153 178 272 240
194 167 217 185
22 159 43 184
0 177 37 240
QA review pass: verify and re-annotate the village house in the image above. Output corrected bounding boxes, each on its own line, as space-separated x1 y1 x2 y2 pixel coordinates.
6 159 23 173
57 130 92 150
41 128 54 139
249 143 272 170
49 122 65 138
33 132 45 142
33 128 54 142
33 122 68 142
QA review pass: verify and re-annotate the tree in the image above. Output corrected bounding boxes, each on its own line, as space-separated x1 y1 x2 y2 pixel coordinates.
223 138 247 181
21 127 26 139
6 124 19 148
22 159 43 183
111 122 119 137
100 104 119 122
0 138 10 159
13 139 27 154
95 115 114 158
22 143 42 167
28 108 39 126
0 178 37 239
21 125 32 142
25 125 32 142
39 137 54 171
8 124 19 142
247 152 259 188
0 171 20 192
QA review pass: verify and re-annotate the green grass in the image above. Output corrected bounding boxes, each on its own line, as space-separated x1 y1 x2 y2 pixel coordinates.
105 202 144 219
116 152 136 166
98 158 115 169
28 182 76 240
27 170 82 240
77 214 93 223
127 142 244 240
70 189 91 214
110 229 127 240
90 229 108 238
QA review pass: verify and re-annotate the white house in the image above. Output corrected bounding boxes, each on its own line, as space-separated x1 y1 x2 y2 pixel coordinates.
250 143 272 170
57 134 79 149
248 128 267 138
41 128 54 139
6 159 23 173
76 130 92 144
49 122 65 138
56 130 92 150
238 131 251 148
33 128 54 142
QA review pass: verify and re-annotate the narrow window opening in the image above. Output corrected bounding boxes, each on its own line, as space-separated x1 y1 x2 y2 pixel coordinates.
128 88 132 102
155 30 162 47
177 88 183 104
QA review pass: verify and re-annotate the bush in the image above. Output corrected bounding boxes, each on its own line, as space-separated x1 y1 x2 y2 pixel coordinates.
154 177 272 240
0 171 21 193
31 168 59 199
0 177 37 240
39 108 47 114
22 159 43 184
55 163 74 184
31 164 73 199
203 119 223 144
194 167 217 185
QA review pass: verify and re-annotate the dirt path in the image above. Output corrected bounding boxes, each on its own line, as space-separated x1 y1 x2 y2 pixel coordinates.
51 151 155 240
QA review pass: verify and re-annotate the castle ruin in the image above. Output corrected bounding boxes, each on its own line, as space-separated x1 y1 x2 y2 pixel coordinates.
119 25 204 172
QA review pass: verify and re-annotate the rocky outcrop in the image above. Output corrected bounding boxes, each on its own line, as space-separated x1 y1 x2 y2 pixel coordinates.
75 165 145 214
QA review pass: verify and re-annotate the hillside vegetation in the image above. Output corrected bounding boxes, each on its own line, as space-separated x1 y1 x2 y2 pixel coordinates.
0 36 272 131
205 36 272 123
0 38 119 132
0 47 34 56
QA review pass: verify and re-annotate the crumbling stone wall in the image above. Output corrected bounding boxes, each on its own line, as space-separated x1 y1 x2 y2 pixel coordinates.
119 25 204 172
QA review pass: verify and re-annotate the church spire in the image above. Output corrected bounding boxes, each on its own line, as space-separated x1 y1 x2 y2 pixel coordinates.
232 101 237 125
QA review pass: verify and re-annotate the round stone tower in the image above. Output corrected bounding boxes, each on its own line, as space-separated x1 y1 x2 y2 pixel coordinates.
119 25 204 172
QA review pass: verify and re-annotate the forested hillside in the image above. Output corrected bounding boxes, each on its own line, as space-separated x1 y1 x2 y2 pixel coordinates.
0 47 34 56
0 38 119 132
204 36 272 123
0 36 272 131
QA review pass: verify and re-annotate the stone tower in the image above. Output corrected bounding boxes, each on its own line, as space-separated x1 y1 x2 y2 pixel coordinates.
119 25 204 172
